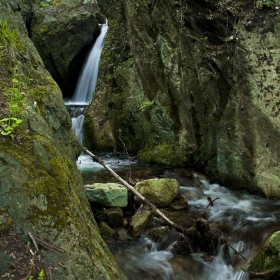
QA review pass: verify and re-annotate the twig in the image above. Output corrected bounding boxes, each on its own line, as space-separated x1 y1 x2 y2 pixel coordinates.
22 270 32 280
227 243 247 261
28 232 39 252
28 232 65 253
117 129 132 181
200 197 219 216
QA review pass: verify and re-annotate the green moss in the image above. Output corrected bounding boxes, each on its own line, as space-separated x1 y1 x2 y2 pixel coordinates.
250 231 280 279
138 142 179 166
0 208 13 231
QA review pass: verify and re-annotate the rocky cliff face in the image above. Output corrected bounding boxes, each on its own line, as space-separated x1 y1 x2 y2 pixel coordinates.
0 1 124 279
84 0 280 199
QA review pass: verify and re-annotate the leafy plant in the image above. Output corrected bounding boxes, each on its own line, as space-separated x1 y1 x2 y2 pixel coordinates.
27 270 44 280
38 270 45 280
0 117 23 139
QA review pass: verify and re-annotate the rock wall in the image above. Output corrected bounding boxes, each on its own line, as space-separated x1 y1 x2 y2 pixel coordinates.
85 0 280 199
0 0 124 279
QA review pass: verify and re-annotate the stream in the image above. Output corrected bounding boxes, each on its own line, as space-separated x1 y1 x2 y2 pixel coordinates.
64 19 280 280
79 154 280 280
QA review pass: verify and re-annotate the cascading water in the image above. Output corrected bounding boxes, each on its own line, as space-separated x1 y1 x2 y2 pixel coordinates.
102 169 280 280
65 21 108 166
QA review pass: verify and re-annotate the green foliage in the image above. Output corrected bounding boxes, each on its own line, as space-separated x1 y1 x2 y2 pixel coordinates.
38 270 45 280
27 270 45 280
0 18 21 49
139 100 155 111
0 117 23 139
256 0 273 8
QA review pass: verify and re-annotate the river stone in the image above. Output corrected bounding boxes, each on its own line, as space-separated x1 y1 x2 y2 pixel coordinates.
135 178 180 207
249 231 280 279
130 210 151 237
85 183 128 207
99 222 115 238
106 207 124 228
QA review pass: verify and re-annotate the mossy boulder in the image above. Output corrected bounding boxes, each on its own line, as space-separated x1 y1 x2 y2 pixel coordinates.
249 231 280 279
0 2 124 279
135 178 180 207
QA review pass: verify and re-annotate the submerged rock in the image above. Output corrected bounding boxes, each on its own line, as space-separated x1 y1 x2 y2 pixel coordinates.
135 178 180 207
85 183 128 207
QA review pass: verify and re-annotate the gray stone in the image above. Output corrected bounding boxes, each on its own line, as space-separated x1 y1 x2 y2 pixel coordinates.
85 183 128 207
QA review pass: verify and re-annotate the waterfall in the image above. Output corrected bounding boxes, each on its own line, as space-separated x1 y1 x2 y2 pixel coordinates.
69 22 108 105
66 21 108 146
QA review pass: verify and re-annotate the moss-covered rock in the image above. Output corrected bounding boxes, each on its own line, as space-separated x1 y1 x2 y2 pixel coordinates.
86 0 280 199
30 0 101 95
0 2 125 279
129 210 151 237
135 178 180 207
85 183 128 207
249 231 280 279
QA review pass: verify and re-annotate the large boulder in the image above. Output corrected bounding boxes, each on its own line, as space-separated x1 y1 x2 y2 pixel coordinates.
30 0 101 95
0 1 124 279
135 178 180 207
249 231 280 279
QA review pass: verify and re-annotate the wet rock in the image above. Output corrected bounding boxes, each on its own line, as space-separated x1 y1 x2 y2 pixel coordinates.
31 0 100 93
106 207 124 228
99 222 115 237
116 229 129 241
135 178 179 207
249 231 280 279
129 210 151 237
85 183 128 207
0 2 125 279
146 226 170 243
169 196 189 211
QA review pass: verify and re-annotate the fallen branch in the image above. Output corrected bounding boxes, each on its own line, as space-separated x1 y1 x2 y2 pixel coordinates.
28 232 65 253
83 147 188 234
83 147 248 260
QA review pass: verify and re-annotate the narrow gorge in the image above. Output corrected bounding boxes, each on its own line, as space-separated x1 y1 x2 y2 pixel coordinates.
1 0 280 279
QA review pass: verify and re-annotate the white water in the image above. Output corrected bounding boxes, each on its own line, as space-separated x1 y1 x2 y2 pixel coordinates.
109 179 280 280
65 22 108 167
68 22 108 105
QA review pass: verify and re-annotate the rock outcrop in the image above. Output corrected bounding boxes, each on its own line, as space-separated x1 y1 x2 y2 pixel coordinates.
0 1 124 279
85 0 280 199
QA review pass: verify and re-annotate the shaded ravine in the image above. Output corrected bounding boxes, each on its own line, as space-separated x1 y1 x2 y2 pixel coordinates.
61 13 279 279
